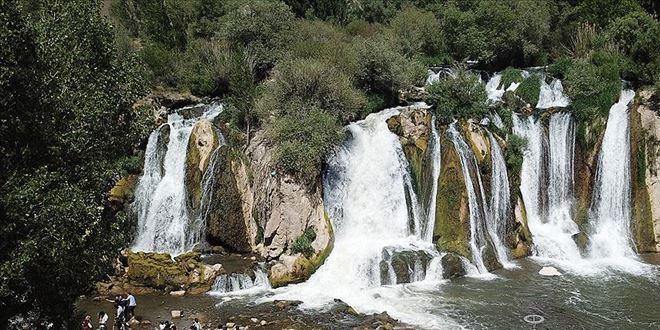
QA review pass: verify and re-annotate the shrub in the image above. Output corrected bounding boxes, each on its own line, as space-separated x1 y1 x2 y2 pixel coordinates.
387 6 444 59
221 0 295 78
353 35 426 102
564 59 621 119
177 40 230 96
607 11 660 83
505 134 528 189
291 227 317 258
139 41 181 87
257 58 366 123
515 74 541 106
499 67 524 89
426 67 488 124
268 107 344 180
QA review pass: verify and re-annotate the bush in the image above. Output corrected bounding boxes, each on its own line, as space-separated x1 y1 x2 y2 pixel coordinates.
505 134 528 189
353 35 426 103
515 74 541 106
387 6 444 59
426 67 488 124
499 67 524 89
177 39 230 96
291 227 317 258
564 58 621 119
268 107 344 180
607 11 660 83
221 0 295 78
257 58 366 123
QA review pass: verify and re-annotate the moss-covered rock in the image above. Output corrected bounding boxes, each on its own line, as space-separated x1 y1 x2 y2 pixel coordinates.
206 146 252 253
379 249 432 284
108 175 139 210
440 253 467 279
638 88 660 251
434 131 470 258
630 96 657 252
511 194 532 258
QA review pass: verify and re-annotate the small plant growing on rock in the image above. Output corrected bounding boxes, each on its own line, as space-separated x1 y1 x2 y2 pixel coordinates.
291 227 317 258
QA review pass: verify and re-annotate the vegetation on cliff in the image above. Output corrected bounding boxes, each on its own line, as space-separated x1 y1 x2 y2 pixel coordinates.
2 0 660 327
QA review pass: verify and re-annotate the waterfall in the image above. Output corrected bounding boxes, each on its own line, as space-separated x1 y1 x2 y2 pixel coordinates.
132 103 223 255
424 118 442 242
547 112 577 233
537 78 570 109
514 113 581 260
210 268 271 294
485 73 505 103
264 107 462 329
487 132 512 266
447 124 489 273
588 90 636 258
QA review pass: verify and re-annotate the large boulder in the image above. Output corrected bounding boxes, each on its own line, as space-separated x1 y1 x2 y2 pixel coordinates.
124 251 221 293
379 248 433 284
440 253 467 279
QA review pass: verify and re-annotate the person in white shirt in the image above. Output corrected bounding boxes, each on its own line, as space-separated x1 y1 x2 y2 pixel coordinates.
98 311 108 329
124 292 137 319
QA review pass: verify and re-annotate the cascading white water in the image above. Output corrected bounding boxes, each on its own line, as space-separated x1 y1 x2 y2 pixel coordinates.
447 124 489 273
210 268 271 294
485 73 505 103
537 78 570 109
265 107 461 329
424 118 442 242
513 113 582 260
487 132 512 266
588 90 636 258
547 112 578 234
132 104 222 255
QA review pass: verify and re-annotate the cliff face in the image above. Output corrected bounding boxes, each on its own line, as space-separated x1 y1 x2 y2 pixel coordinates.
634 89 660 252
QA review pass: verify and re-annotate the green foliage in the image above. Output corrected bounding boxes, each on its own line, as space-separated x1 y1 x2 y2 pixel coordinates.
607 11 660 84
1 0 148 327
268 107 344 180
387 6 444 60
221 0 295 77
515 74 541 106
426 67 488 124
505 134 528 189
564 59 621 120
499 67 524 89
291 227 317 258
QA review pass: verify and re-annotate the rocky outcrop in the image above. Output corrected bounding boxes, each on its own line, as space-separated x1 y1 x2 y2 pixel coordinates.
108 175 139 210
434 132 470 258
440 253 467 279
99 251 223 296
511 194 532 258
247 131 333 287
205 146 256 253
386 106 433 206
379 249 433 284
635 89 660 251
185 120 220 213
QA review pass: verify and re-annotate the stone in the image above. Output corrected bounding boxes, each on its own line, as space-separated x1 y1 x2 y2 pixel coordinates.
260 320 266 326
141 320 152 325
170 290 185 296
185 119 219 212
171 310 182 318
539 266 561 276
440 253 467 279
250 318 258 323
226 322 235 328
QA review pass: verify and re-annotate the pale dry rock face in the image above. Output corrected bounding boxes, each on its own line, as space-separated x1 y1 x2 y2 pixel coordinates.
637 96 660 250
190 120 217 172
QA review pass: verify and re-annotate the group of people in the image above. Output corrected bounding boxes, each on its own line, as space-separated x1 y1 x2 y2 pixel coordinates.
81 292 137 330
158 318 203 330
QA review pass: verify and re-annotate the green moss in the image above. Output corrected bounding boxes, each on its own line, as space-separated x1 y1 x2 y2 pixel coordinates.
433 135 470 258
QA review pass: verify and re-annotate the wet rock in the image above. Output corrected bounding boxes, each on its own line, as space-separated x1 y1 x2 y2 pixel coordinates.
482 243 503 272
440 253 467 279
170 290 185 296
379 248 432 284
572 232 590 252
205 147 254 253
539 266 561 276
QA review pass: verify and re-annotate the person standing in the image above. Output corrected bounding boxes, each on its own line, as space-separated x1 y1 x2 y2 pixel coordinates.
124 292 137 319
81 315 93 330
98 311 108 330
